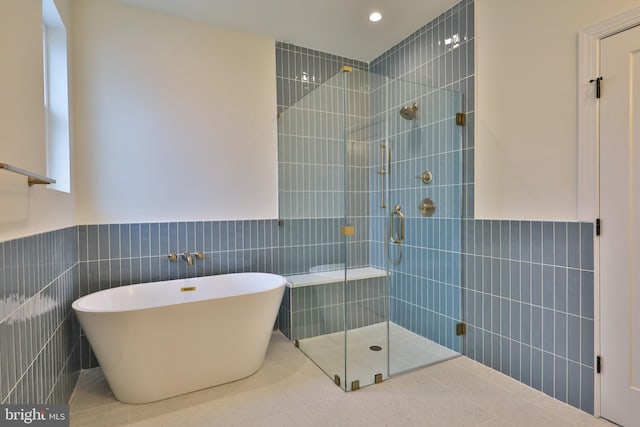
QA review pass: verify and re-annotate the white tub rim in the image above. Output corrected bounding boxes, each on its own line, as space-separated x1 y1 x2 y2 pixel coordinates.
72 272 286 314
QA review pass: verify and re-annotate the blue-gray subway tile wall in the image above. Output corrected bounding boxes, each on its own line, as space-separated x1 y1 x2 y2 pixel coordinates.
366 0 596 414
276 43 370 276
288 277 388 341
276 43 368 114
462 220 595 414
278 287 292 339
1 220 280 402
0 227 80 405
370 0 475 221
3 0 599 416
368 0 472 357
77 220 280 369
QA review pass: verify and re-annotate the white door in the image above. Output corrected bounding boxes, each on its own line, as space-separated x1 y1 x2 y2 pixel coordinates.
600 24 640 427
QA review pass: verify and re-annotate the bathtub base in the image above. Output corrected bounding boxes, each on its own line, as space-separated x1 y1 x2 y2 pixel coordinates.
73 273 286 404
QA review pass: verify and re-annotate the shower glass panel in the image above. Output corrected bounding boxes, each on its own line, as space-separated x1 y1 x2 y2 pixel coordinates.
277 69 349 390
278 66 463 391
343 69 390 391
377 78 464 375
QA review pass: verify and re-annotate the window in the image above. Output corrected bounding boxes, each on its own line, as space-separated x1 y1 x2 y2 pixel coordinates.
42 0 70 193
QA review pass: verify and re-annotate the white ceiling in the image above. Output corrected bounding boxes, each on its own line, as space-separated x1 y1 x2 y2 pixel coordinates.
114 0 461 62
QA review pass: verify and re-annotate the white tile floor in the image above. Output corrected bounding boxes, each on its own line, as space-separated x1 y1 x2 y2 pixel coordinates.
69 332 613 427
299 322 459 390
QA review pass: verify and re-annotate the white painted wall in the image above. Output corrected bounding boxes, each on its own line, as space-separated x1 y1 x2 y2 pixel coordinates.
0 0 75 241
72 0 278 224
475 0 637 221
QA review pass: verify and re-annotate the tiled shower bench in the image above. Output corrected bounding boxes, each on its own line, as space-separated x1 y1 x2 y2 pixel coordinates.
278 267 388 341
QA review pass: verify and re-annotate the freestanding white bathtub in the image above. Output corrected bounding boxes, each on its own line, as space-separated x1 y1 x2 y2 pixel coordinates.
72 272 286 404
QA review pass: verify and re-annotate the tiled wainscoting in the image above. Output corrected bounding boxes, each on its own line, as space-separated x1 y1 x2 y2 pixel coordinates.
0 227 80 404
0 220 281 402
76 220 280 368
462 220 595 413
0 218 598 416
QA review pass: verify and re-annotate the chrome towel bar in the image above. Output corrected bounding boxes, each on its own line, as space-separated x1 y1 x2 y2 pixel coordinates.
0 163 56 186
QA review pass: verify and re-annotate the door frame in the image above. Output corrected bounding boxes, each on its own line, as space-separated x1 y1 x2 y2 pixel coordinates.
578 5 640 417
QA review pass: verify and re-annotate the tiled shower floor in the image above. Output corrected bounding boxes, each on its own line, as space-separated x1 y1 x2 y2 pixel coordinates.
298 322 459 390
70 332 613 426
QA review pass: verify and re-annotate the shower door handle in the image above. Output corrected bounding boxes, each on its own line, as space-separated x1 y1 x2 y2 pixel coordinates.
389 204 404 244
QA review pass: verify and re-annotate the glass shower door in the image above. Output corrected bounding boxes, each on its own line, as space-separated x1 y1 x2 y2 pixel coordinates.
342 69 390 391
277 65 465 391
383 78 464 375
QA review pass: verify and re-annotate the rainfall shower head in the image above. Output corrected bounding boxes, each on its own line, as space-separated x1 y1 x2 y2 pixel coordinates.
400 103 419 120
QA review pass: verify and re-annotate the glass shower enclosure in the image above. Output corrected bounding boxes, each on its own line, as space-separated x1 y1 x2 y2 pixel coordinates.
278 66 464 391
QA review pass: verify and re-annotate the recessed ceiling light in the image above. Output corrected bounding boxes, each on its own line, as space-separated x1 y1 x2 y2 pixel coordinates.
369 11 382 22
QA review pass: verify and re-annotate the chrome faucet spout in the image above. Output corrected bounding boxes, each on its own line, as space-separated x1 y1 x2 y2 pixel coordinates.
182 252 194 266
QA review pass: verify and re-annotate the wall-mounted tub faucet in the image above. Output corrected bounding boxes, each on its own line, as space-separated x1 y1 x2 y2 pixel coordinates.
182 252 194 266
168 251 204 266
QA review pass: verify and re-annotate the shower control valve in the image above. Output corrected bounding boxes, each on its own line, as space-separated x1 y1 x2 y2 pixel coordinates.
415 171 433 184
